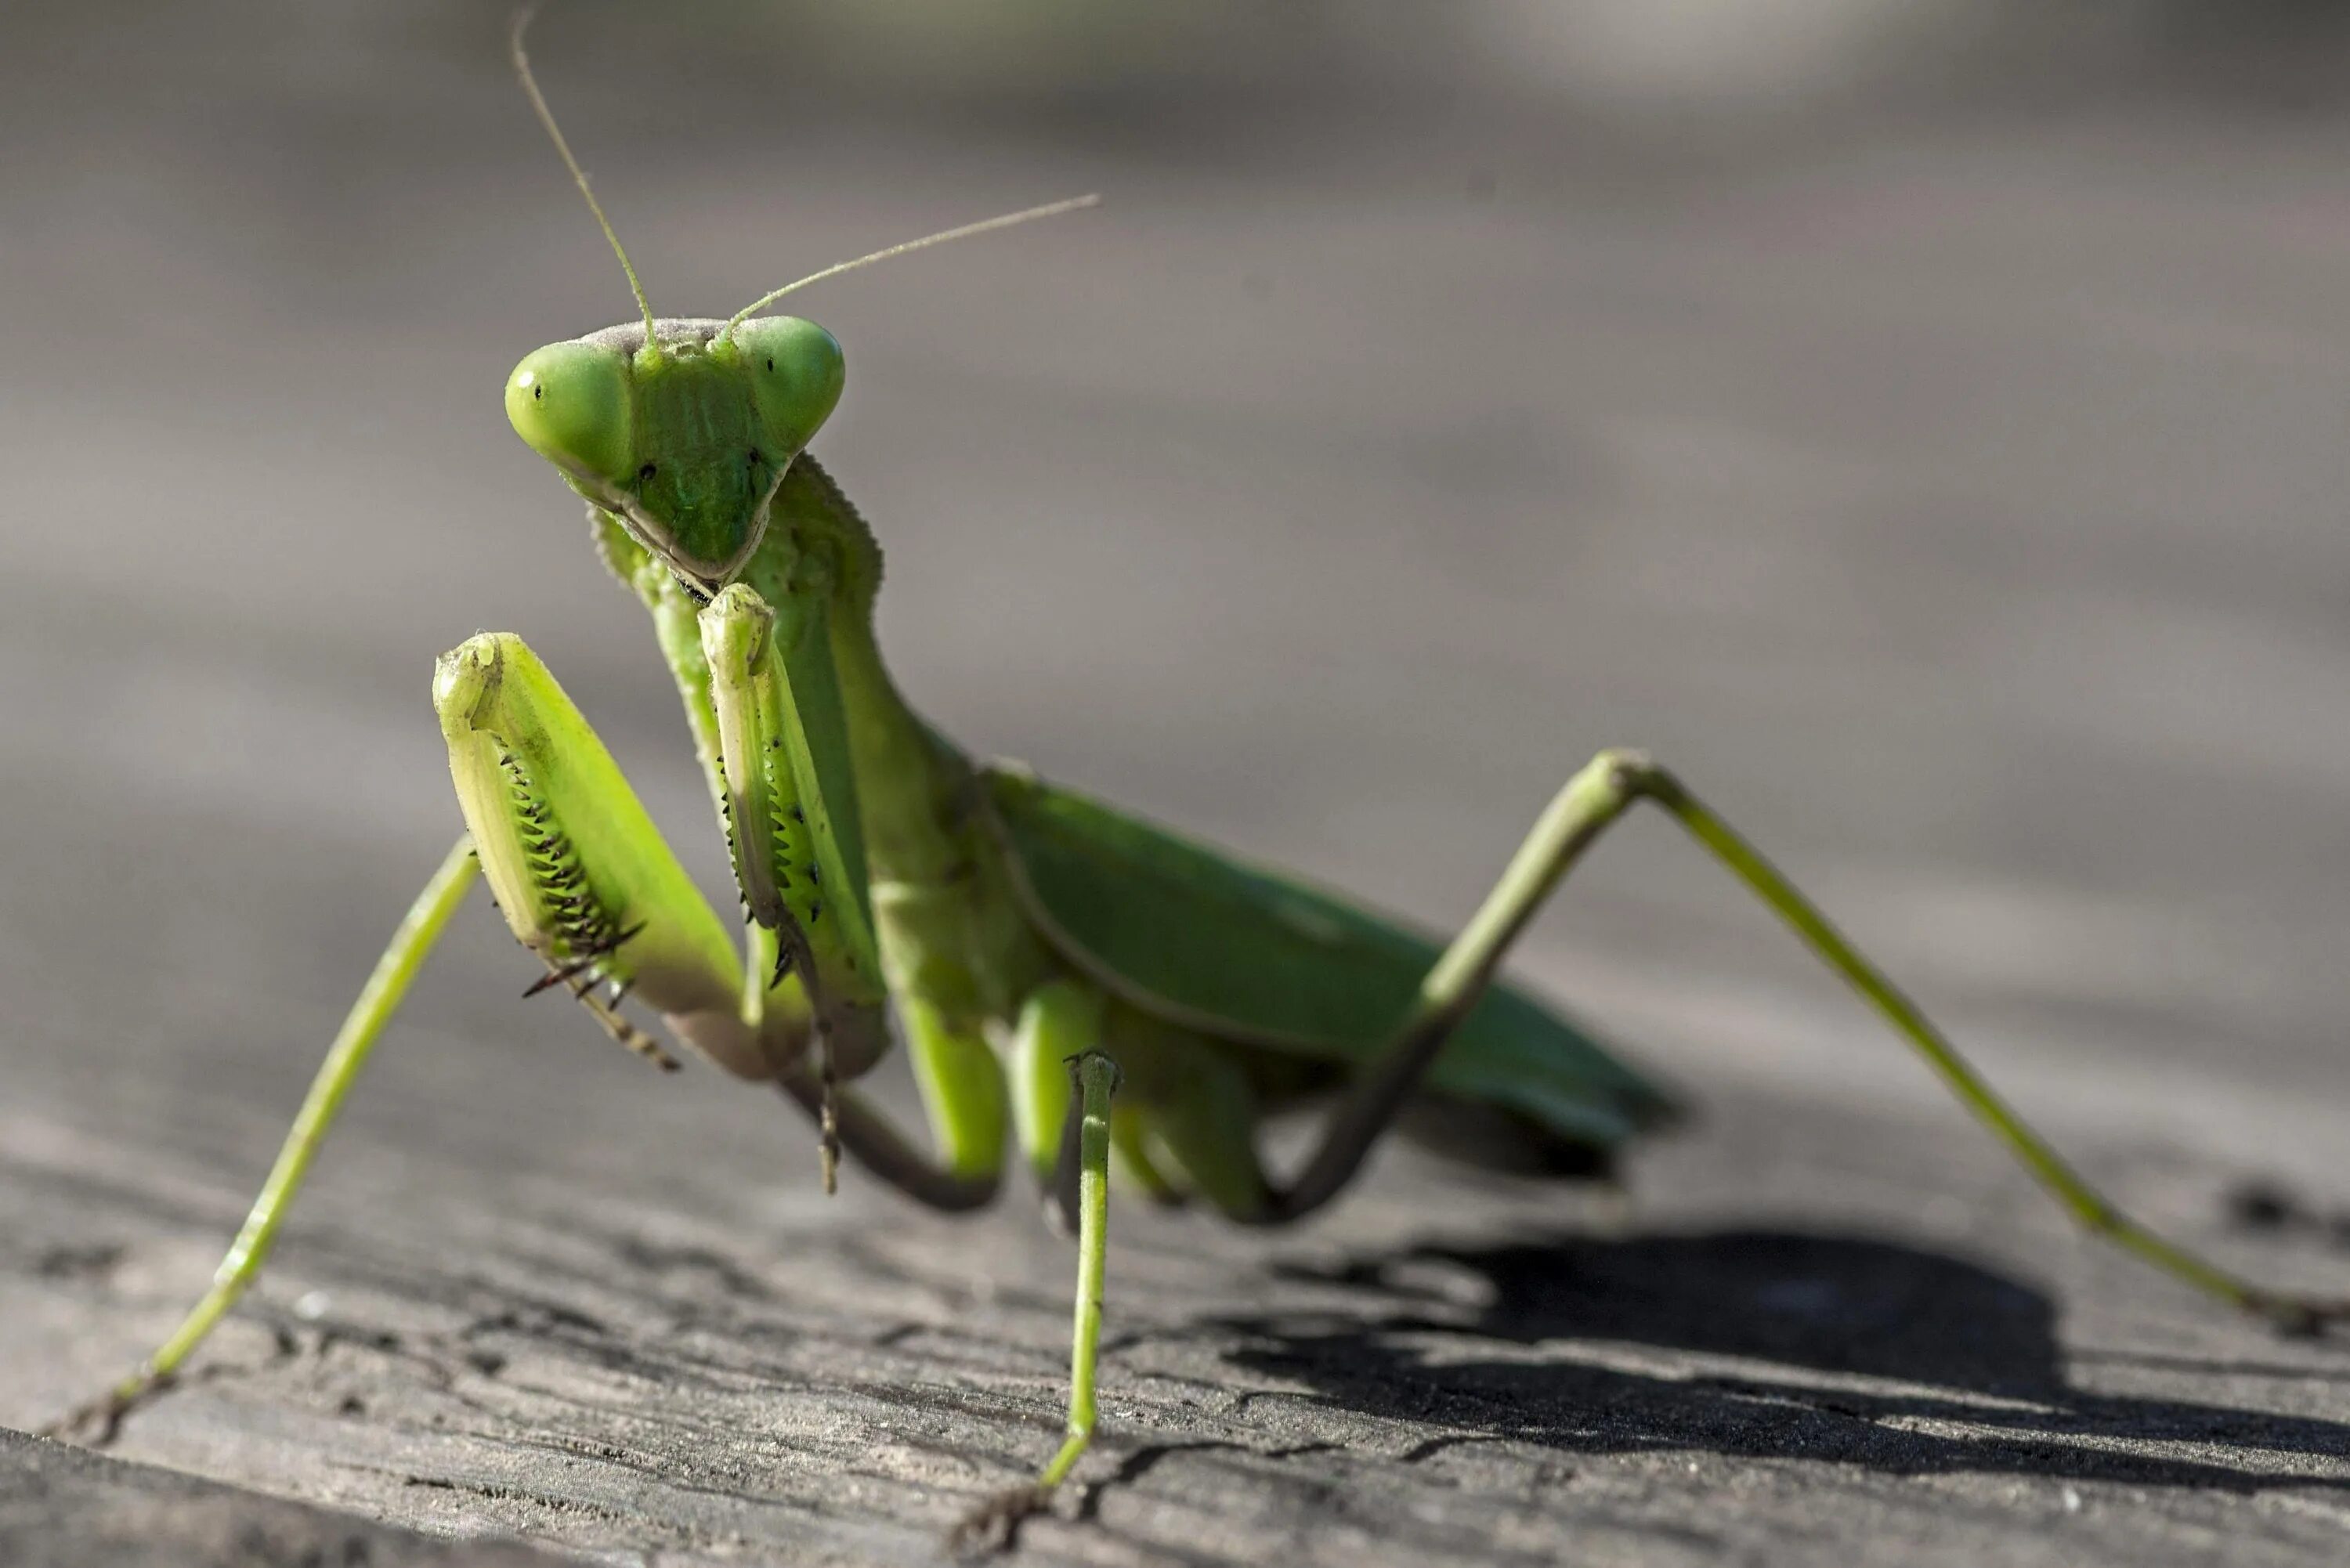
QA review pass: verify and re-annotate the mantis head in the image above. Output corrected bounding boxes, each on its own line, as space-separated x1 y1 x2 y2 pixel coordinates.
506 317 844 592
502 8 1094 594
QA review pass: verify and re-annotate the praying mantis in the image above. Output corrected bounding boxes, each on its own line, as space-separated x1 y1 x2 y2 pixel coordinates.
49 12 2350 1551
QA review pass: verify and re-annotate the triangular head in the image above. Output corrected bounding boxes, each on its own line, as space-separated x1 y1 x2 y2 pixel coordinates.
506 316 845 592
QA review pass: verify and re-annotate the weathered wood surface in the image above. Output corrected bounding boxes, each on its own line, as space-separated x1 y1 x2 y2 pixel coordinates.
9 9 2350 1566
0 1429 569 1568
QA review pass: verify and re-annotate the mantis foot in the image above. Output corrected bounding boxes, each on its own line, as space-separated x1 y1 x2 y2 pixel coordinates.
40 1371 168 1447
2248 1292 2350 1339
947 1483 1055 1554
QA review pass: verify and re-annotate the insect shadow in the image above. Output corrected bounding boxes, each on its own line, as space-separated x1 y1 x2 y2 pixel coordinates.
1206 1227 2350 1491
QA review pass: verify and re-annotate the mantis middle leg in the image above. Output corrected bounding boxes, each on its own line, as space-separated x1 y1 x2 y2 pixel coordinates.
950 982 1123 1547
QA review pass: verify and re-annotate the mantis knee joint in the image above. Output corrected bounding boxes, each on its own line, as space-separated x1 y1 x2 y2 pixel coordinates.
1061 1050 1122 1100
1592 746 1670 800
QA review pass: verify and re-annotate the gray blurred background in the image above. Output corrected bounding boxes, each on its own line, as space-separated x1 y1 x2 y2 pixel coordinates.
9 5 2350 1564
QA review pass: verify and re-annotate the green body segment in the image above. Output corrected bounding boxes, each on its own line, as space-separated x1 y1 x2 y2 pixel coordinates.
984 768 1678 1150
594 447 1047 1081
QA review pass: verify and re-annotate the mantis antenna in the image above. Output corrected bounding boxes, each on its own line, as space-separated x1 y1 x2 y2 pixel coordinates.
510 6 661 351
719 193 1102 340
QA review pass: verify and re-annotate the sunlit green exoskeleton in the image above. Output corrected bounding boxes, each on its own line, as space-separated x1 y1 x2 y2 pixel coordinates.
55 11 2350 1551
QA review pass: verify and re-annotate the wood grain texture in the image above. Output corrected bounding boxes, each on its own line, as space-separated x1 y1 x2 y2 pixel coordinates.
7 9 2350 1565
0 1429 570 1568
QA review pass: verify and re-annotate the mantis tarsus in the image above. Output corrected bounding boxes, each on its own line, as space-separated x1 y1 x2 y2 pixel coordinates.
51 13 2350 1549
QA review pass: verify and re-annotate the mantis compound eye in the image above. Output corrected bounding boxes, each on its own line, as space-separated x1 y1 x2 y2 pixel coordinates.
505 341 634 485
724 315 846 468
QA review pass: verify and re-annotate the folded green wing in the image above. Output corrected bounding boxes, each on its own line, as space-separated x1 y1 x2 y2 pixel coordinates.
985 767 1679 1150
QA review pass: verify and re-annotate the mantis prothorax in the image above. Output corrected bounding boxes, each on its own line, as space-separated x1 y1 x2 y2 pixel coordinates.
52 11 2350 1550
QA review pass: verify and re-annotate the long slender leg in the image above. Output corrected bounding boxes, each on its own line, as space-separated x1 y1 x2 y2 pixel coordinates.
954 1047 1119 1549
1005 981 1104 1227
1013 991 1259 1226
49 836 480 1440
1038 1052 1118 1490
1263 749 2348 1331
1088 1011 1269 1221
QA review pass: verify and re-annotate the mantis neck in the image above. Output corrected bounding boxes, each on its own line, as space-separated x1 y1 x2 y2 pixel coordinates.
762 451 885 616
601 453 974 889
750 455 974 887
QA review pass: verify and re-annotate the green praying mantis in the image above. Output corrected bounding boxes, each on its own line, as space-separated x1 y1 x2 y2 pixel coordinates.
51 12 2350 1549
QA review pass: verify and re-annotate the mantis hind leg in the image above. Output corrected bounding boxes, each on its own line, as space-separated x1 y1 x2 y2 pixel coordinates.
1261 749 2350 1332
